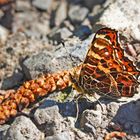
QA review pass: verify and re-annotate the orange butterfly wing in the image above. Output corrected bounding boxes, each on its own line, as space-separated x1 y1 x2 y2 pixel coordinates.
78 28 140 97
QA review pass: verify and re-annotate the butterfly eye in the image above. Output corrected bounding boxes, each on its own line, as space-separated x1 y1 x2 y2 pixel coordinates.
71 78 77 83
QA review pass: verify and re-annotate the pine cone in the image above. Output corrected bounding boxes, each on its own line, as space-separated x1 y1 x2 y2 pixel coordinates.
0 0 12 5
0 70 72 124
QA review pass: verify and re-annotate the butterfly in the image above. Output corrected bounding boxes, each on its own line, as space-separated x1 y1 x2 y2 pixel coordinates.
70 28 140 98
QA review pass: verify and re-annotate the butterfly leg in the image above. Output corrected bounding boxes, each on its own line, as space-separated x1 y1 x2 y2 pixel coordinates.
74 94 83 123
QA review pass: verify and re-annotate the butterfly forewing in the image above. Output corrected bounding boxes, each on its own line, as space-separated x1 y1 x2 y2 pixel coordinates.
78 28 140 98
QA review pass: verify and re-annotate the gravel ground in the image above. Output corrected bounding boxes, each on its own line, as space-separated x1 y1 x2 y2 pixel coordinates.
0 0 140 140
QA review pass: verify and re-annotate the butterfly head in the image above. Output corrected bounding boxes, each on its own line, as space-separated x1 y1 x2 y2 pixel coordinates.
69 65 83 92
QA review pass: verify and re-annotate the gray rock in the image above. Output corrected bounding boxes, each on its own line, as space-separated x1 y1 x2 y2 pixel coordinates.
26 20 50 37
107 102 120 117
22 51 53 79
68 5 89 24
1 72 23 90
100 120 109 129
74 129 93 140
55 1 67 26
83 0 105 9
73 25 92 40
48 27 72 44
0 124 10 140
124 122 132 130
4 116 44 140
0 10 4 19
15 0 31 12
96 103 107 114
113 100 140 128
0 30 51 87
97 136 104 140
98 0 140 41
32 0 53 11
80 109 102 129
34 105 66 136
22 49 76 79
22 35 92 79
34 105 62 125
45 131 74 140
13 11 50 37
65 117 75 128
6 32 27 48
134 43 140 54
132 124 140 134
58 34 92 63
84 123 96 135
91 5 103 17
0 25 9 44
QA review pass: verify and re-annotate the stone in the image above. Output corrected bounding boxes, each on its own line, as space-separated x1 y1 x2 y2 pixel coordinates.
68 5 89 24
6 32 27 47
80 109 102 129
124 122 132 130
107 102 120 117
84 123 96 135
132 124 140 134
45 131 74 140
26 20 50 37
83 0 105 9
32 0 53 11
1 72 23 90
22 35 92 79
55 1 67 26
0 25 9 44
73 25 92 40
74 129 93 140
15 0 31 12
57 101 77 117
97 136 104 140
34 105 62 125
0 124 10 140
22 49 76 79
100 120 109 129
0 10 4 19
113 100 140 127
96 103 107 114
4 116 44 140
66 34 93 62
34 105 66 136
92 5 103 17
65 117 75 128
22 51 53 79
63 20 74 31
98 0 140 41
134 43 140 54
48 27 72 44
